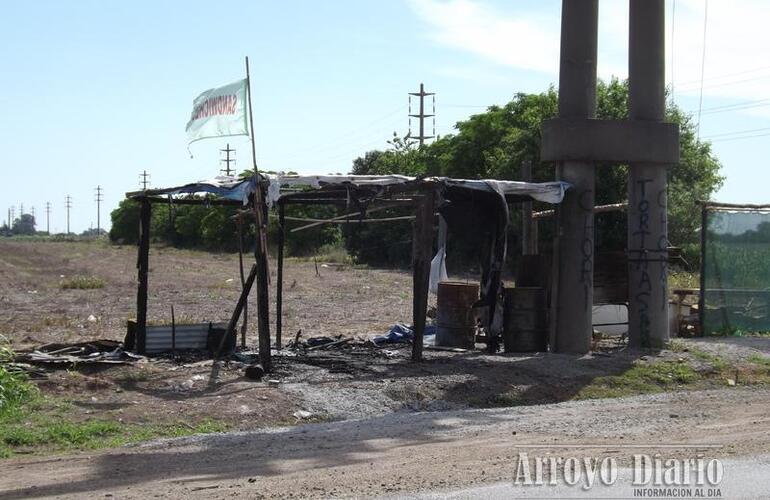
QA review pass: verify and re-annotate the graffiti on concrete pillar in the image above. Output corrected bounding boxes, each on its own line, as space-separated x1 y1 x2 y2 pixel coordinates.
579 189 594 312
657 188 668 312
632 179 652 345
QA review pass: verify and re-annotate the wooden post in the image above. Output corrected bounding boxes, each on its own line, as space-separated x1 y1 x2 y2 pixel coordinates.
135 197 151 354
521 160 537 255
245 56 272 371
254 202 272 371
276 203 286 349
411 191 435 362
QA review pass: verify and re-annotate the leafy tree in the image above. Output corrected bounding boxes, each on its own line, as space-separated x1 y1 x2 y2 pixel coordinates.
12 214 36 235
350 78 723 266
109 199 141 244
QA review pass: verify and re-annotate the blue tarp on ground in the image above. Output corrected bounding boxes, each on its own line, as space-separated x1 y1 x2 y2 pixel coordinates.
373 323 436 345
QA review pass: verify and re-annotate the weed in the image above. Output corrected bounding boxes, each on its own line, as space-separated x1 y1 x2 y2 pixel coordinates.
59 276 105 290
667 339 687 353
0 394 229 458
669 270 699 289
316 243 353 265
688 347 729 371
0 336 39 420
575 361 699 400
748 353 770 368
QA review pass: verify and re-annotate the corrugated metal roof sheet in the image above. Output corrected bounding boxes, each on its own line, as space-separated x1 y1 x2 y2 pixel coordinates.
145 323 227 354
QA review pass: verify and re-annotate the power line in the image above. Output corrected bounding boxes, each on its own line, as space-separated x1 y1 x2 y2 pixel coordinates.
675 64 770 89
277 111 405 165
45 202 51 234
408 83 435 146
220 143 236 176
283 106 406 158
699 97 770 113
139 170 151 190
94 186 103 236
696 0 709 142
709 131 770 143
670 0 676 100
703 126 770 140
65 195 72 235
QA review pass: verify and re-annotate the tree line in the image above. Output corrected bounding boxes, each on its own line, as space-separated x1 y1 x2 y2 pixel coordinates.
110 79 722 269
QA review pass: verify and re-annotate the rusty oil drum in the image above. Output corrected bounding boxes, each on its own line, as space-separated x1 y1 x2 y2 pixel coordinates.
503 287 547 352
436 281 479 349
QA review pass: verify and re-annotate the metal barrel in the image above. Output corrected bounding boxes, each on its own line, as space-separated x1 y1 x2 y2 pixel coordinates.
436 281 479 349
503 287 548 352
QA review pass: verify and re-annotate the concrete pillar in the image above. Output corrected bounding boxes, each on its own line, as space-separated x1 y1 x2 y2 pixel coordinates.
553 0 599 354
627 0 669 348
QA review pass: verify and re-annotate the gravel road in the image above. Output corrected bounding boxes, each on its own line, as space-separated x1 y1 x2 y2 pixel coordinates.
1 387 768 499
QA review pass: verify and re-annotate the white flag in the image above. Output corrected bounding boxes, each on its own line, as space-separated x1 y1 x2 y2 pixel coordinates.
186 79 248 143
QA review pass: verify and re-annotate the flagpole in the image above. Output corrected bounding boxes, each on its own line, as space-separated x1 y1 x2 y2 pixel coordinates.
245 56 265 246
245 55 272 370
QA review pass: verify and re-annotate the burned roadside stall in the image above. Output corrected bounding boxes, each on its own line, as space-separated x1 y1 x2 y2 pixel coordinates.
122 174 568 370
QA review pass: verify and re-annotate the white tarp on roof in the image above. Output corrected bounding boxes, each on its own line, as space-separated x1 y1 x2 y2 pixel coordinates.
264 173 569 207
140 173 570 207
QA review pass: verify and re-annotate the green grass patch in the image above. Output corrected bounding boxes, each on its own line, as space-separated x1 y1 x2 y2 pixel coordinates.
575 361 699 400
0 395 229 458
59 275 105 290
748 353 770 368
688 347 729 371
0 336 39 420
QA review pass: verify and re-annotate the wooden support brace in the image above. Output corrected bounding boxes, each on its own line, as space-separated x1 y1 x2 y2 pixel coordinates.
218 264 258 358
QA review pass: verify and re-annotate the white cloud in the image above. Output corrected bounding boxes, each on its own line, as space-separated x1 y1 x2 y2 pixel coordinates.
669 0 770 103
409 0 770 115
408 0 560 74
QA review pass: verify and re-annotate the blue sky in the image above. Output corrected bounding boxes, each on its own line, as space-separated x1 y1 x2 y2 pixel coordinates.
1 0 769 233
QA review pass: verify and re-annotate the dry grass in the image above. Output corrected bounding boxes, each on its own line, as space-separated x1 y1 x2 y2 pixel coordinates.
59 276 105 290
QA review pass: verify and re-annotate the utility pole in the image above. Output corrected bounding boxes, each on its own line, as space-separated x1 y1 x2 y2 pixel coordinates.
139 170 151 190
20 203 24 216
220 144 236 176
31 206 35 220
408 83 435 146
10 206 15 225
95 186 103 236
45 202 51 234
7 207 10 228
65 195 72 234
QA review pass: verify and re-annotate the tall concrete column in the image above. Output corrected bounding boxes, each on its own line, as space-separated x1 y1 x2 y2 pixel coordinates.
628 0 669 348
553 0 599 354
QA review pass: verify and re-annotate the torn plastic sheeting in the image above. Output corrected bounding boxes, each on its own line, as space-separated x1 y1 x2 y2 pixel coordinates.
264 173 570 208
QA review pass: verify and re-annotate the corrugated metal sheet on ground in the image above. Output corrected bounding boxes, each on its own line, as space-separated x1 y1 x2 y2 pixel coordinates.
145 323 227 354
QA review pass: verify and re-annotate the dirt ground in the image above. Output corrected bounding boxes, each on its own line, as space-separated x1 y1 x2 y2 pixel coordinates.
1 388 769 499
0 239 418 429
2 240 770 464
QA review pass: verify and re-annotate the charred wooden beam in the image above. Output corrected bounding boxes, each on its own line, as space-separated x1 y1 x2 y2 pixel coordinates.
135 198 151 354
218 264 258 358
276 204 286 349
411 191 435 362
